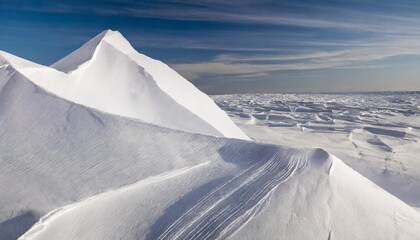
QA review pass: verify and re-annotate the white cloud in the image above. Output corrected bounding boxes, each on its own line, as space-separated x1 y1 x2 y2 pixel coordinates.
173 38 420 81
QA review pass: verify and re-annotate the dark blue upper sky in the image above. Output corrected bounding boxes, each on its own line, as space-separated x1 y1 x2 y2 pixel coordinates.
1 0 420 93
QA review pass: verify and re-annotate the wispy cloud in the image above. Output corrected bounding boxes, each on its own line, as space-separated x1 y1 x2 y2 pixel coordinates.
173 37 420 81
3 0 420 92
9 0 420 34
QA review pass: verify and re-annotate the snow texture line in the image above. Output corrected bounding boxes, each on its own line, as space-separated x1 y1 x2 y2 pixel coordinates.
156 149 307 240
19 162 210 240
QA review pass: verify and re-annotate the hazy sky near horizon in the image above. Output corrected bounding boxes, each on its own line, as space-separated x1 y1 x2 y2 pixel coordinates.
1 0 420 94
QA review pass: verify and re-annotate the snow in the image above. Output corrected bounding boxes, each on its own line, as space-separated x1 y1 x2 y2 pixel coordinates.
1 30 249 140
1 31 420 239
213 93 420 208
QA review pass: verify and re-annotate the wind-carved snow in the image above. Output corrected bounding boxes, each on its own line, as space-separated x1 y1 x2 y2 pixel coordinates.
213 93 420 208
156 148 307 240
19 162 211 240
1 31 420 240
1 30 249 140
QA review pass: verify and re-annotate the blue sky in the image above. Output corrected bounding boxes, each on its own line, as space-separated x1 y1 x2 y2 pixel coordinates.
1 0 420 94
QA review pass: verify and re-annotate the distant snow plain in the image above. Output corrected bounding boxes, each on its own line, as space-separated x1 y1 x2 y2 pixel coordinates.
1 30 419 239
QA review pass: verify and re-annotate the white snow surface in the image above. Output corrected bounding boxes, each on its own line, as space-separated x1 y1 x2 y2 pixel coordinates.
0 30 249 140
213 93 420 208
1 31 420 240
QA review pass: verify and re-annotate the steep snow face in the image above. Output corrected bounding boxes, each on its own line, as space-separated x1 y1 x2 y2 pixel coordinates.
1 30 249 139
1 66 419 239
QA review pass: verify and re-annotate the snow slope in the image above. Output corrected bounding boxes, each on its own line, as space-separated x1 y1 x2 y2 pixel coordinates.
213 93 420 208
1 59 420 239
0 30 249 140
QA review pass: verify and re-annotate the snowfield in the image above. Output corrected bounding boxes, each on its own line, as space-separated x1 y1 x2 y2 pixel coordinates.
212 93 420 208
1 30 420 239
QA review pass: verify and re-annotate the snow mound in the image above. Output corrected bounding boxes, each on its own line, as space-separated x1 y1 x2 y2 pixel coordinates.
1 30 249 140
0 64 419 239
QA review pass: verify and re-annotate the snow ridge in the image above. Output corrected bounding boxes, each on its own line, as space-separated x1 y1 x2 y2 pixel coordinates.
3 30 249 140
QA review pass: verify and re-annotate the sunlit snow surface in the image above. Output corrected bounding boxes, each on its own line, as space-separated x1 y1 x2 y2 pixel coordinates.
1 30 420 240
213 92 420 207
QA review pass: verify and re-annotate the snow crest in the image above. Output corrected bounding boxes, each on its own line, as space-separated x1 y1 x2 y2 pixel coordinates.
2 30 249 140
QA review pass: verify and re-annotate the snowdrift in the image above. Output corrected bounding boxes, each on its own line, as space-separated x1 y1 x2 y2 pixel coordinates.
0 30 249 140
0 59 419 239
